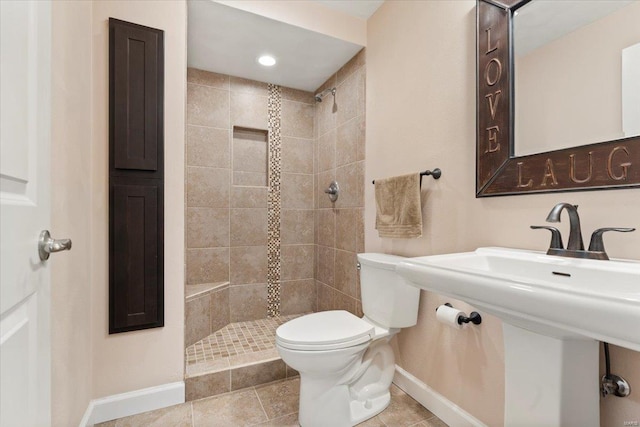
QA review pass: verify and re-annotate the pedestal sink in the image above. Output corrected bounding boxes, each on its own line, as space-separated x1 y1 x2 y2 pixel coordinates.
397 247 640 427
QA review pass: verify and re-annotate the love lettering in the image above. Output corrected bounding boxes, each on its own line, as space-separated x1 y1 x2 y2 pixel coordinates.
483 27 502 154
516 146 633 189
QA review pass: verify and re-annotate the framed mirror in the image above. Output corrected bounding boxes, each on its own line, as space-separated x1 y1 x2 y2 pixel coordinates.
476 0 640 197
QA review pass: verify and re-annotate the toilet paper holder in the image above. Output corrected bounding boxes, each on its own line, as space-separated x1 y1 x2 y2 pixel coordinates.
441 303 482 325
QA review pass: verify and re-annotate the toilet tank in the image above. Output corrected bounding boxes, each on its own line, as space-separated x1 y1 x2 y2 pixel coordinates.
357 253 420 328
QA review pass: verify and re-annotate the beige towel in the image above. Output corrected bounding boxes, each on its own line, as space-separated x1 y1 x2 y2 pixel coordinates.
375 173 422 238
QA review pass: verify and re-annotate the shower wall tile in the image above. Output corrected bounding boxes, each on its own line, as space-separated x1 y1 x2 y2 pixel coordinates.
282 137 313 173
316 281 332 312
187 68 229 89
335 249 357 298
187 167 230 208
232 171 267 187
356 209 365 253
230 92 268 130
229 284 268 322
280 279 316 315
336 118 359 167
281 245 314 281
186 69 317 328
187 84 230 128
281 210 314 245
230 246 267 285
230 76 269 96
336 70 359 127
281 87 315 104
230 208 268 246
335 161 364 208
281 100 314 138
187 126 230 168
337 48 365 85
317 129 336 172
316 246 335 287
356 116 366 162
281 173 313 210
186 294 211 347
186 248 230 285
334 289 357 315
316 209 335 247
316 282 355 315
211 287 230 333
231 186 267 209
335 209 358 252
313 50 365 315
187 208 229 248
355 299 364 318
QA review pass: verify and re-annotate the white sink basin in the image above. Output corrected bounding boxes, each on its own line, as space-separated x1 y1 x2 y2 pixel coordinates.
397 247 640 427
398 247 640 352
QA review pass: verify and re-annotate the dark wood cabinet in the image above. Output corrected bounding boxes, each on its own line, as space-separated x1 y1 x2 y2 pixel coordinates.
109 18 164 333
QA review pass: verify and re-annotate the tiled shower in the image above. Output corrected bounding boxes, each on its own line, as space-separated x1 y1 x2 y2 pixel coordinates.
184 49 366 400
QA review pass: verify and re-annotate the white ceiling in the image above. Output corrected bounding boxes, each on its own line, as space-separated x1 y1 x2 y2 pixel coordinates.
187 1 383 92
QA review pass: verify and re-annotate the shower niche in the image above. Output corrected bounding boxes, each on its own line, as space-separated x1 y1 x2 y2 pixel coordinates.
232 127 268 187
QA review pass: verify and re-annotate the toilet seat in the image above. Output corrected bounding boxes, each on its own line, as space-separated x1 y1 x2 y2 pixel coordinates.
276 310 374 351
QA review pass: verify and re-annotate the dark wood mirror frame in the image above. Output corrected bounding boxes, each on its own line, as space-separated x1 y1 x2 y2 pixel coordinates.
476 0 640 197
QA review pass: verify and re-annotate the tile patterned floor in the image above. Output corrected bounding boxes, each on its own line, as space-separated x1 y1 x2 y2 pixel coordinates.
96 378 450 427
186 315 301 366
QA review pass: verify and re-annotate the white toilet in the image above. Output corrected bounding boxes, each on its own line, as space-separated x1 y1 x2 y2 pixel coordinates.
275 253 420 427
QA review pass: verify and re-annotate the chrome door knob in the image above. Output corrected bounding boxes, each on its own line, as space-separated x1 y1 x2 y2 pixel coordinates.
38 230 72 261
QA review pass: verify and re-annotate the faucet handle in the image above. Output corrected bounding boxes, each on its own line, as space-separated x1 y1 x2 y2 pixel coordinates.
530 225 564 250
588 227 635 254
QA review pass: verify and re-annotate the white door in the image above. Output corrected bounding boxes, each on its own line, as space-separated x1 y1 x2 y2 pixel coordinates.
1 1 53 426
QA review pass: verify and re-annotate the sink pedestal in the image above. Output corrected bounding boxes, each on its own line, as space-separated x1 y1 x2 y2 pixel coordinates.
503 324 599 427
397 247 640 427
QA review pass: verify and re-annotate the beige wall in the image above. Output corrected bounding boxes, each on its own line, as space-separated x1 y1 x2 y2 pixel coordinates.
314 50 366 315
51 1 93 425
516 1 640 155
366 1 640 426
90 0 186 398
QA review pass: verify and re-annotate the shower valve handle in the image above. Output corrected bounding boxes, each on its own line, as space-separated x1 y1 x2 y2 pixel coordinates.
324 181 339 202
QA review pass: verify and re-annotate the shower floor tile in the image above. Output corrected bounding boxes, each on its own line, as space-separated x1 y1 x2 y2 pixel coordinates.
186 314 301 368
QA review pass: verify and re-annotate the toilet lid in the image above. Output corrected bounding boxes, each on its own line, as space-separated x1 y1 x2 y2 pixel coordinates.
276 310 374 351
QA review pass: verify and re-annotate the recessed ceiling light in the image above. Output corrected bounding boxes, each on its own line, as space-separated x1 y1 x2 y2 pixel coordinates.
258 55 276 67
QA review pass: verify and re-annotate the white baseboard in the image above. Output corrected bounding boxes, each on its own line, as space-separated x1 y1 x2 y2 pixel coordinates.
393 365 487 427
79 381 185 427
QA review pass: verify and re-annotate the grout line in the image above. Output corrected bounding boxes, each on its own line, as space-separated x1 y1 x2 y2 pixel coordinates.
186 123 231 132
190 401 195 427
187 81 230 91
253 387 271 421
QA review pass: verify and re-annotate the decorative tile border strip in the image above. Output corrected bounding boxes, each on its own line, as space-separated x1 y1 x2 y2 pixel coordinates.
266 84 282 317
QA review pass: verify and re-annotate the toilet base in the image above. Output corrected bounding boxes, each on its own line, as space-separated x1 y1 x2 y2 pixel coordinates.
290 338 397 427
298 382 391 427
350 391 391 425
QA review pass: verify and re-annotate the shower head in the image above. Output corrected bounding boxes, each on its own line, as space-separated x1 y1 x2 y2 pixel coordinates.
314 87 336 102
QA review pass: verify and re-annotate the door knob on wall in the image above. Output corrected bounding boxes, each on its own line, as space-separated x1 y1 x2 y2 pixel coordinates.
38 230 72 261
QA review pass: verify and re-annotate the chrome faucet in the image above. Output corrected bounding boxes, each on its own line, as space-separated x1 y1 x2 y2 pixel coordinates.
531 202 635 260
